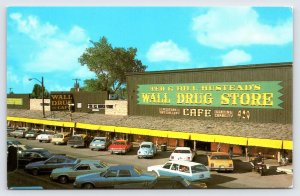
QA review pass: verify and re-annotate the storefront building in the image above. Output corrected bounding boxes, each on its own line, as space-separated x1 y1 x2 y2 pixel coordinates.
7 62 292 160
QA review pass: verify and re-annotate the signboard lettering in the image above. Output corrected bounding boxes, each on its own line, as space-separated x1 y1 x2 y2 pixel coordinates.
138 81 282 109
50 93 74 111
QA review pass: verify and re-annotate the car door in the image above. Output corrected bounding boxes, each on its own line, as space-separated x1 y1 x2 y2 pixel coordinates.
158 163 176 176
95 170 118 187
42 157 59 172
70 164 92 180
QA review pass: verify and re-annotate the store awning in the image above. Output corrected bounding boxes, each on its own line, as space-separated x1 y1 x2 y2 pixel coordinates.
167 131 190 140
283 140 293 150
115 127 131 134
131 128 169 137
76 123 101 130
215 135 248 146
248 138 282 149
100 125 115 132
190 133 215 142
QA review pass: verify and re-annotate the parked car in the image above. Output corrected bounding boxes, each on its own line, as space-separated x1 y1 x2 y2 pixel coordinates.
114 176 207 189
73 165 157 189
16 145 34 154
7 139 22 147
10 127 30 138
51 132 71 145
169 147 196 162
89 137 111 151
67 134 91 148
18 149 53 168
137 141 157 159
25 155 80 175
36 131 55 143
25 129 42 140
7 127 15 136
147 160 210 182
108 140 133 154
207 152 234 172
50 160 109 184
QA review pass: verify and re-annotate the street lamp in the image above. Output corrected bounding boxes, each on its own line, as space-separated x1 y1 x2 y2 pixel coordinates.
29 77 45 118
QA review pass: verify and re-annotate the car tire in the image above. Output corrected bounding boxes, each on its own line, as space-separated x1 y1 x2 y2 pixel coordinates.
111 151 113 154
32 169 39 176
39 140 42 143
58 175 69 184
82 183 94 189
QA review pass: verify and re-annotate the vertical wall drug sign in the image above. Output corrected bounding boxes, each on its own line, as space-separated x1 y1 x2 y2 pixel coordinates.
137 81 283 109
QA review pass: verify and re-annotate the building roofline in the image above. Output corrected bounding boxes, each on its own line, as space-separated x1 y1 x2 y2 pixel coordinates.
126 62 292 76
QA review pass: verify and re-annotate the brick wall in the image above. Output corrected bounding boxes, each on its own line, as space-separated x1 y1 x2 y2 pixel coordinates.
105 100 128 116
30 99 51 111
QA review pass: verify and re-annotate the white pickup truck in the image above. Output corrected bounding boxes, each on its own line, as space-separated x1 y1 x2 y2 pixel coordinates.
36 131 54 143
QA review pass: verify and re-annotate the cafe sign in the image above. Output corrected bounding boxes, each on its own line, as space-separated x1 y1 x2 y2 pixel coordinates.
137 81 283 109
50 93 74 111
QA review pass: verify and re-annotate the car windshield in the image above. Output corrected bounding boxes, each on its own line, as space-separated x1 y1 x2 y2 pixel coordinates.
93 139 105 143
54 134 63 138
141 144 151 148
191 165 208 173
211 155 231 160
8 140 22 145
173 150 190 153
114 142 126 145
70 136 83 141
134 168 143 175
40 151 52 158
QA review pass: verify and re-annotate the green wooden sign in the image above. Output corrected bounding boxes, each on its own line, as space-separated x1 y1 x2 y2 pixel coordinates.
137 81 283 109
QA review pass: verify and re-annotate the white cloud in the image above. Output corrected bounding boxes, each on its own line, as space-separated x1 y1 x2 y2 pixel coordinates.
221 49 252 66
192 7 293 49
146 40 190 62
47 83 70 92
9 13 89 73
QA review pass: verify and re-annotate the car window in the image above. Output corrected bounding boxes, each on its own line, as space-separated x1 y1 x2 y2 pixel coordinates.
211 155 231 160
191 165 208 173
76 165 91 170
162 162 172 169
31 152 42 158
118 170 131 177
46 158 58 164
171 164 179 171
179 165 190 173
106 170 117 177
141 144 151 148
173 150 191 153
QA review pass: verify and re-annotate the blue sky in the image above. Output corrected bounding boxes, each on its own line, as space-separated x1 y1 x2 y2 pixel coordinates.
7 7 293 94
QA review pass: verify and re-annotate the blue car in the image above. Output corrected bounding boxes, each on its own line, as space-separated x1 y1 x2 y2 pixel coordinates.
25 155 80 175
73 165 157 189
137 141 157 159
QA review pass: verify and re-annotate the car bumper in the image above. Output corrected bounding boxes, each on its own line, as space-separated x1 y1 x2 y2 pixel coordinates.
138 154 154 158
73 182 81 189
109 149 126 154
90 146 106 149
210 167 234 171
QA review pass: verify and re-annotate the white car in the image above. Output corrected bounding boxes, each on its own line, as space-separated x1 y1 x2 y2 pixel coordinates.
36 131 54 143
169 147 196 161
147 160 210 182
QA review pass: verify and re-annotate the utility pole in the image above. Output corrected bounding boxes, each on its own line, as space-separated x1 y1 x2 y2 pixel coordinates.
73 78 81 92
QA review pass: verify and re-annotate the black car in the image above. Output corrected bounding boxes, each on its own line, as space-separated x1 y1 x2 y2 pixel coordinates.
18 149 53 168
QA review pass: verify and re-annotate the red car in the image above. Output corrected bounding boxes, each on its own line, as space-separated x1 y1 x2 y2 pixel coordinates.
108 140 132 154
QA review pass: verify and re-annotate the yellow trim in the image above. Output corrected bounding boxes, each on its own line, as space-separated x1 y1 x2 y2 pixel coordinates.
100 125 115 132
7 116 292 150
283 140 293 150
76 123 100 130
190 133 215 142
215 135 248 146
166 131 190 140
115 126 131 134
248 138 282 149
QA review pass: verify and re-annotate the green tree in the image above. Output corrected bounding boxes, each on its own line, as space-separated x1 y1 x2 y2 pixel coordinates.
31 84 49 99
79 36 147 94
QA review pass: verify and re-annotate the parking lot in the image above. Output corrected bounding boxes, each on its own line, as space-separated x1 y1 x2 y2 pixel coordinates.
7 137 293 189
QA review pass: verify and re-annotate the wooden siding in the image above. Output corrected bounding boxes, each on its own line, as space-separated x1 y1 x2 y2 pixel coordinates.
127 62 292 124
